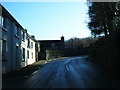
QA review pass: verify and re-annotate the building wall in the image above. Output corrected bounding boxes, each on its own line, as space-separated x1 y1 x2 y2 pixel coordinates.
1 14 22 73
1 16 12 73
35 41 40 62
26 37 36 65
1 6 36 74
21 31 36 67
38 37 65 60
21 31 27 67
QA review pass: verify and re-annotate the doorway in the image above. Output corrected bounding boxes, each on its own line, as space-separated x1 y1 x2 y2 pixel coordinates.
16 46 19 69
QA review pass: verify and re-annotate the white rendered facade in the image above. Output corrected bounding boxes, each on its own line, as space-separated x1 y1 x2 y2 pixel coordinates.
21 30 36 67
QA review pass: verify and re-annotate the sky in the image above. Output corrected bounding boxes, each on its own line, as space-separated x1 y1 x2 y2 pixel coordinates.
1 2 91 40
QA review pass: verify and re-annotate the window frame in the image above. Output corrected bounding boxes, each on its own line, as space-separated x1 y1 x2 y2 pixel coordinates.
27 39 30 48
15 24 19 36
51 43 55 48
22 48 25 61
22 31 25 41
31 42 33 48
2 40 6 57
27 50 29 59
32 52 33 59
0 16 4 26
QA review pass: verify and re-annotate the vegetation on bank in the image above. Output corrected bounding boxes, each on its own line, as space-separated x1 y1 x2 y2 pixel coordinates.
64 37 98 56
87 2 120 72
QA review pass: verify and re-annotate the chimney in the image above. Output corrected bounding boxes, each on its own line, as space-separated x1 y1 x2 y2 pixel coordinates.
31 35 35 39
61 36 64 42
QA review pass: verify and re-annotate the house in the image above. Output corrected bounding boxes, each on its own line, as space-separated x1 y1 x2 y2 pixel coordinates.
38 36 65 60
35 39 40 62
21 29 36 67
0 4 37 74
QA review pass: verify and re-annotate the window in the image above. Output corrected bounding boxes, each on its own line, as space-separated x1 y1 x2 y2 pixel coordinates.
0 16 4 26
31 42 33 48
22 31 25 41
0 16 7 29
16 46 19 61
1 40 7 61
28 39 30 48
32 52 33 59
0 40 2 57
15 25 19 36
27 50 29 59
51 43 55 48
22 48 25 61
2 40 6 57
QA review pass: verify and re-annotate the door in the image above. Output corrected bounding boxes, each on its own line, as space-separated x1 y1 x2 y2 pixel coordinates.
16 46 19 69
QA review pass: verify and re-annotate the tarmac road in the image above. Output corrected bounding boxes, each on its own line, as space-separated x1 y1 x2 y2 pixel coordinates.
3 56 119 88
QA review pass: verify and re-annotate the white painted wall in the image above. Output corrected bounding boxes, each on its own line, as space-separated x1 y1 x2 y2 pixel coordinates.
21 32 36 67
27 38 36 65
21 31 28 67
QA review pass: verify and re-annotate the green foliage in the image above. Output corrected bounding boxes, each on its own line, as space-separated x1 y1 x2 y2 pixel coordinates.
87 2 117 37
88 35 120 70
87 2 120 72
64 37 98 56
65 37 98 48
112 17 120 29
46 50 61 60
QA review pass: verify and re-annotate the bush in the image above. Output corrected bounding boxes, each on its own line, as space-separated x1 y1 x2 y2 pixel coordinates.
88 35 120 72
46 50 62 60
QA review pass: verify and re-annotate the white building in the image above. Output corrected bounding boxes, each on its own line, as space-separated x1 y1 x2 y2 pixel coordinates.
0 4 36 74
21 29 36 67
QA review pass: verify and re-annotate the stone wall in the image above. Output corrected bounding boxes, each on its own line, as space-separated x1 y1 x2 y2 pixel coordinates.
46 50 62 60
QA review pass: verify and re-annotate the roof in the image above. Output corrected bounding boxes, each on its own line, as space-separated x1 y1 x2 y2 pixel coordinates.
27 34 36 41
38 40 61 42
2 4 24 29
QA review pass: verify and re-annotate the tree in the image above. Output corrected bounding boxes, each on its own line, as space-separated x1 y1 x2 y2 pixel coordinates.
87 2 117 37
64 37 98 56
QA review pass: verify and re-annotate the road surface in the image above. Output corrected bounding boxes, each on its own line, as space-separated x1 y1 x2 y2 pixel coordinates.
3 56 119 88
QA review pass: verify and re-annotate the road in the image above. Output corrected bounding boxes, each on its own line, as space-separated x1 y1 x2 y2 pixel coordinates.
3 56 119 88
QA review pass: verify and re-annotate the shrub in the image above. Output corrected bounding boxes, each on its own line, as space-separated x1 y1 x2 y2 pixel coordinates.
46 50 62 60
